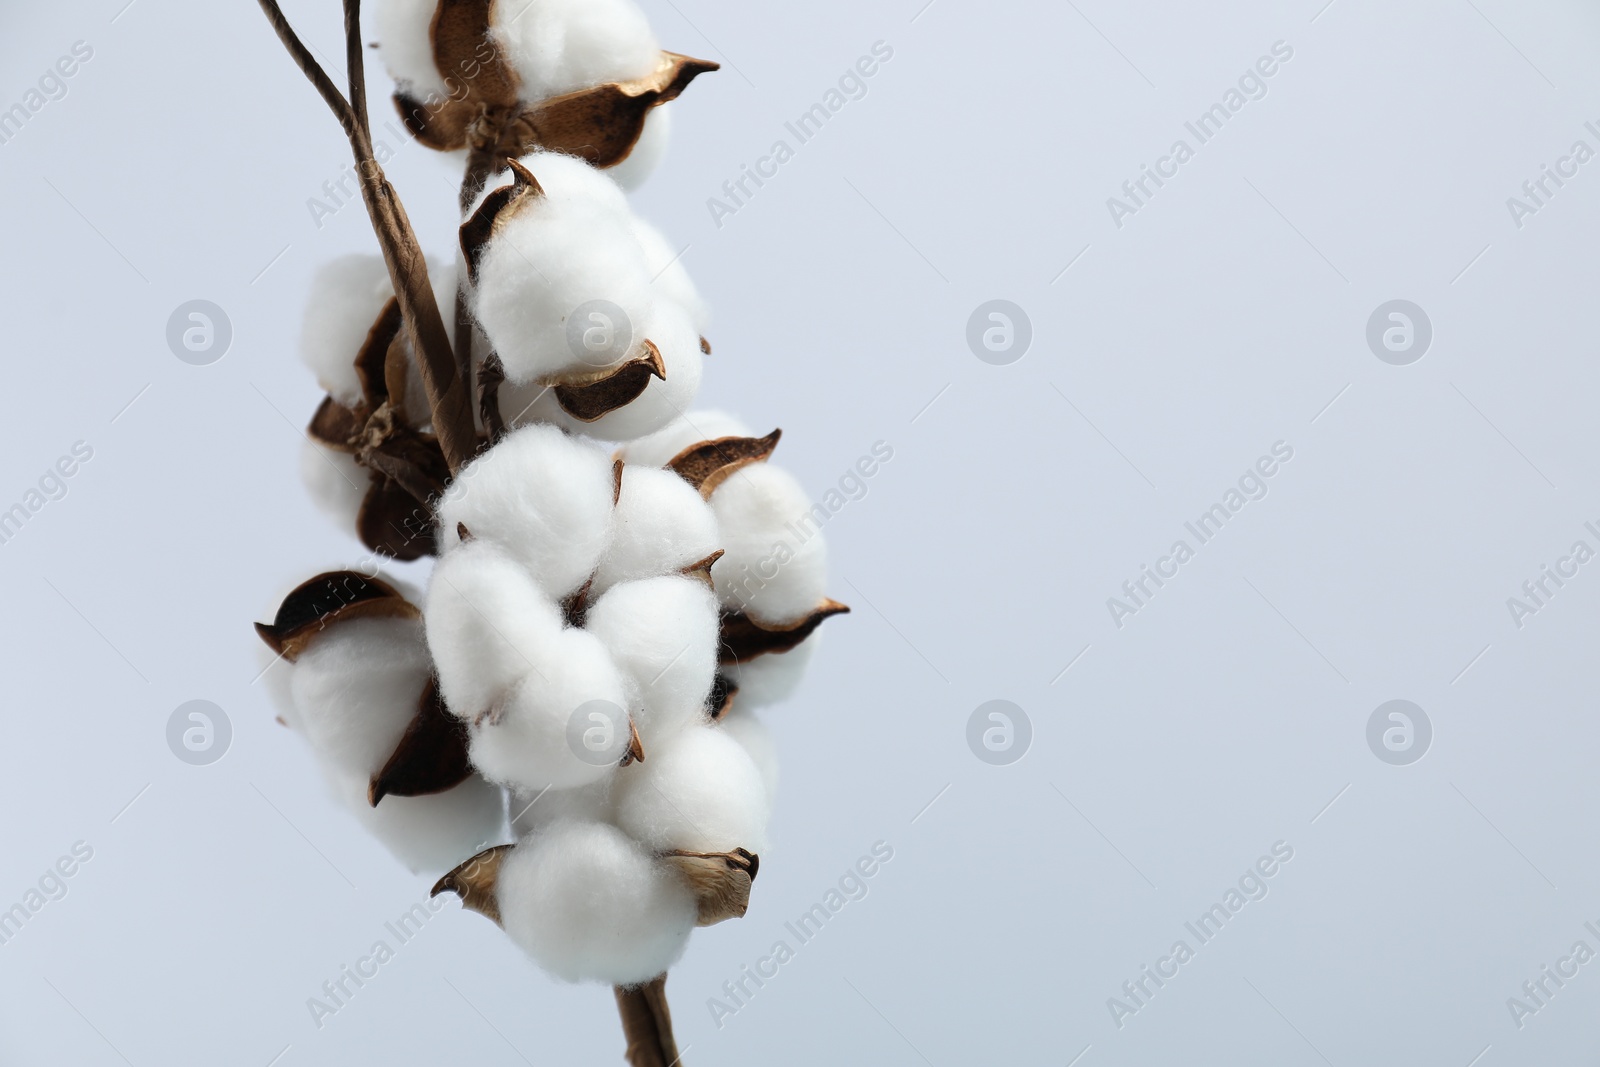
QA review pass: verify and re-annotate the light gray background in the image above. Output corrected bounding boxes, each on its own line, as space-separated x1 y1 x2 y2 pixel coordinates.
3 0 1600 1063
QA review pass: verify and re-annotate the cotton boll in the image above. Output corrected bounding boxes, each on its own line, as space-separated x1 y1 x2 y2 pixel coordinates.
300 441 368 533
325 762 508 875
591 467 718 593
717 708 778 807
710 464 828 627
509 779 614 839
629 210 708 332
614 726 770 854
300 255 394 408
425 540 566 721
721 635 818 710
492 0 661 102
468 626 630 792
473 202 656 384
375 0 450 101
608 104 671 193
585 577 717 745
622 410 754 468
435 424 615 598
289 616 431 775
498 819 696 985
529 300 703 440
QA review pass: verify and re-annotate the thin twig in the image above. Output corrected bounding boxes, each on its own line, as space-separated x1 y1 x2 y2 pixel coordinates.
254 0 359 140
343 0 374 155
255 0 477 475
615 976 681 1067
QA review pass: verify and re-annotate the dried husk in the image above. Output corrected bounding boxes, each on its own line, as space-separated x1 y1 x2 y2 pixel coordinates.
431 842 514 925
396 27 719 174
368 677 474 805
662 848 758 926
254 571 420 661
718 600 850 664
667 430 781 497
550 340 665 422
707 674 737 721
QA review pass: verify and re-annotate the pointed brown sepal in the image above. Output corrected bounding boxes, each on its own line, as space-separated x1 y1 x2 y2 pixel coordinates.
666 429 781 498
699 336 711 356
254 571 420 661
662 848 758 927
368 678 473 806
718 599 850 664
354 297 405 410
551 340 666 422
507 52 721 168
308 395 365 452
708 673 738 721
680 549 724 588
562 575 594 628
459 160 546 285
357 478 438 562
456 522 473 542
619 716 645 767
613 457 626 505
432 843 514 926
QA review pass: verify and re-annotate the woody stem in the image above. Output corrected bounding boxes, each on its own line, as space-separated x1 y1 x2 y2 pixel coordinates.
614 974 681 1067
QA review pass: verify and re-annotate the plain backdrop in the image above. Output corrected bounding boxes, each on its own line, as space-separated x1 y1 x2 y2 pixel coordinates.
4 0 1600 1064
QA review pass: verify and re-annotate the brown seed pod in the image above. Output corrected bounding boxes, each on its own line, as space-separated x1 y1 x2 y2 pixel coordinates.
666 430 781 498
368 677 474 806
459 158 545 285
680 550 725 589
254 571 420 661
719 600 850 664
396 41 719 172
619 716 646 767
356 479 439 561
707 673 738 721
551 340 666 422
662 848 759 927
432 843 515 925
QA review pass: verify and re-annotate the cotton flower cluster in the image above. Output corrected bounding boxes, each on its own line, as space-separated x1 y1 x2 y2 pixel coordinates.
269 0 844 997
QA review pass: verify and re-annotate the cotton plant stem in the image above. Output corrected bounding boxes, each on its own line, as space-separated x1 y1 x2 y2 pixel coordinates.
255 0 478 476
614 975 682 1067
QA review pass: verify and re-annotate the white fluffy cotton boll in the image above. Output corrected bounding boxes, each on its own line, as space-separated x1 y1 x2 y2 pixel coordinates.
615 726 770 854
426 540 566 721
498 819 696 985
717 709 778 807
325 762 508 875
300 441 367 533
375 0 450 101
591 467 718 593
721 635 818 710
622 410 754 468
628 214 708 333
585 577 717 744
289 616 431 775
468 626 630 792
509 779 614 839
607 104 671 192
529 300 703 440
473 202 655 385
710 464 828 627
435 424 615 598
300 255 393 408
492 0 661 102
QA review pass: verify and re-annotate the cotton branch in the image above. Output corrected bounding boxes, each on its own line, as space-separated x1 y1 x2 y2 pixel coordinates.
255 0 477 475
